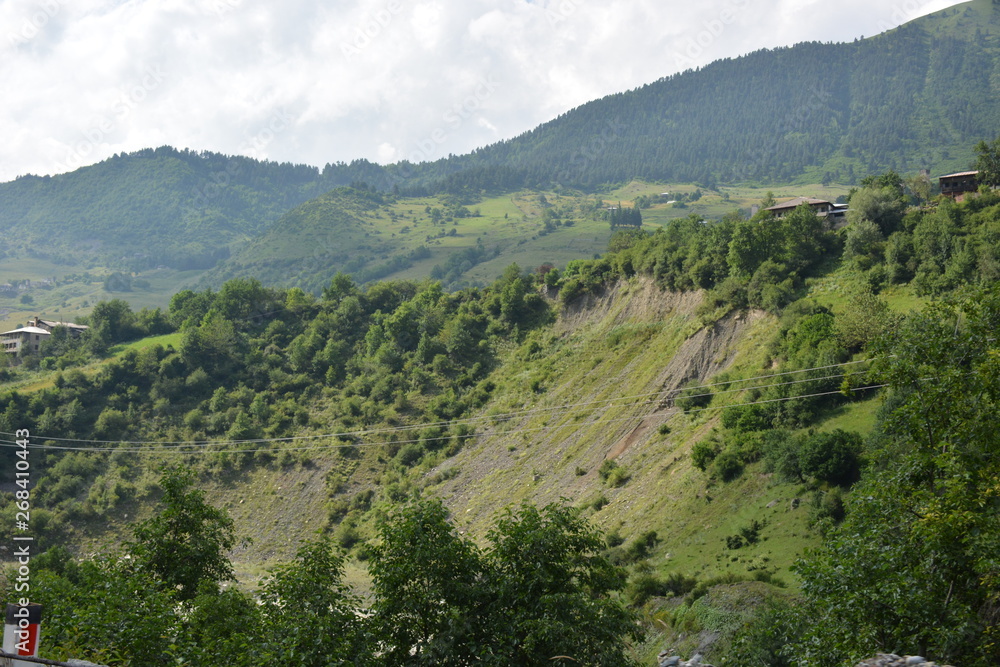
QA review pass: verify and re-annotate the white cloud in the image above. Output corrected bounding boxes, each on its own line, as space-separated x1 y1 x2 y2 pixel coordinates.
0 0 965 182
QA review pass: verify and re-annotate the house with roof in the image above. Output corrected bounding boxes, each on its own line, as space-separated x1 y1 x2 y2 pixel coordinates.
938 171 979 201
1 316 89 356
28 316 89 337
1 326 50 355
764 197 849 226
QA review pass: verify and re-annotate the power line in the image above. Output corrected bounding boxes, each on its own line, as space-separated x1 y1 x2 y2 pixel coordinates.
0 358 874 448
0 383 887 455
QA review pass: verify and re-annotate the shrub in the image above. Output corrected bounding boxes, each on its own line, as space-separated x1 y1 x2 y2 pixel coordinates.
627 570 696 606
712 450 744 482
675 381 713 412
327 498 350 524
721 404 773 432
691 440 719 471
739 519 765 545
606 467 631 487
395 443 424 467
624 530 660 562
605 531 624 547
798 429 861 486
598 460 630 487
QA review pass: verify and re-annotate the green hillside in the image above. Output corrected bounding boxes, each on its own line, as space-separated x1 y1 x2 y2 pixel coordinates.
0 179 846 334
200 181 853 293
4 166 1000 663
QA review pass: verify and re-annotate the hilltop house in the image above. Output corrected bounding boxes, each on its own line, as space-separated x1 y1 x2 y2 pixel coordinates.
1 326 50 355
28 316 89 337
1 316 89 356
938 171 979 201
764 197 849 226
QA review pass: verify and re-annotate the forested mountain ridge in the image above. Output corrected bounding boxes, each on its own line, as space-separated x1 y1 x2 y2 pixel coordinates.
429 0 1000 189
0 146 395 271
2 0 998 283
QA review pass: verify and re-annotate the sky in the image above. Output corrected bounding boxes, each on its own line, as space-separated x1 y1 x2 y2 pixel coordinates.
0 0 964 183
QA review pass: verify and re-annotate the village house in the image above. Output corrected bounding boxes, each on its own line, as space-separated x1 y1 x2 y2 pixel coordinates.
938 170 979 201
764 197 849 226
28 316 89 337
1 316 89 356
1 326 50 355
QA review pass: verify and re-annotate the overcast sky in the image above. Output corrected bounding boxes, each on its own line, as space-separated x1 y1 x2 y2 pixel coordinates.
0 0 963 183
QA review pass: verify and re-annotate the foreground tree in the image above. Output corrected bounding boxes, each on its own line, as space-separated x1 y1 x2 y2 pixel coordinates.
486 502 642 666
368 498 641 665
368 499 489 665
127 465 240 599
259 537 369 665
795 288 1000 666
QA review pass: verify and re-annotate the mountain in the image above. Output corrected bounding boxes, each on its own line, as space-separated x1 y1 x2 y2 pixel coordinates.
423 0 1000 189
0 146 398 272
1 1 998 287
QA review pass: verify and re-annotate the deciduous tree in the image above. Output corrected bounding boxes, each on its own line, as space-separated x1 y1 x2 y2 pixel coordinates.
127 465 240 600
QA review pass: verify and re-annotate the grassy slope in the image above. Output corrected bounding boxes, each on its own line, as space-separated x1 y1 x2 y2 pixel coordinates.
431 279 827 582
201 182 855 291
0 180 852 330
3 265 898 662
5 272 895 580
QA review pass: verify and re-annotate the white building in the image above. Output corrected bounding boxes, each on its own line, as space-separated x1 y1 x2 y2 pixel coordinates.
1 326 51 355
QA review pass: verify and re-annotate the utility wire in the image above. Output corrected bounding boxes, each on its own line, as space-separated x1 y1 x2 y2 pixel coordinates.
0 358 874 447
0 383 887 455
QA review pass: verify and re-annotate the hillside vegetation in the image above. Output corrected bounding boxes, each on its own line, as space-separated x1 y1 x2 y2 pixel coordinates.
4 158 1000 663
0 178 845 332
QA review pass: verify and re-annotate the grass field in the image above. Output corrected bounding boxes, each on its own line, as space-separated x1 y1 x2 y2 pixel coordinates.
109 332 183 355
0 263 202 332
1 179 858 324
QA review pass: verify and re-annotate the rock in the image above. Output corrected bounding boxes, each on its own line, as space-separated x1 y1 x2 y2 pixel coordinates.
766 499 779 508
656 651 718 666
790 497 800 509
853 654 954 667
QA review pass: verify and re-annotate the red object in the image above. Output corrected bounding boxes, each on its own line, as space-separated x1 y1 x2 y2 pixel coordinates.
4 604 42 657
17 621 39 655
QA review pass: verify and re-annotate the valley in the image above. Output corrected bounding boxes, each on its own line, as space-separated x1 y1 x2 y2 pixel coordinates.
2 1 1000 664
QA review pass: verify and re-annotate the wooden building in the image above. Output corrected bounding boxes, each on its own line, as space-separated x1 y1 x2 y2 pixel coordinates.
938 171 980 200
